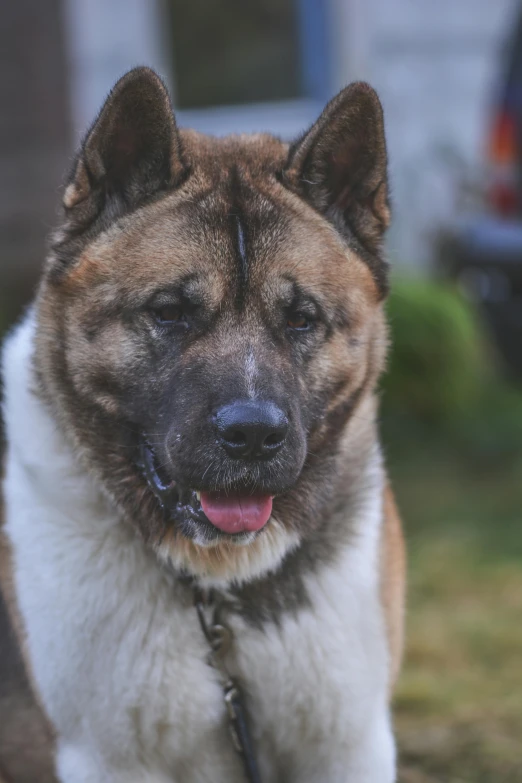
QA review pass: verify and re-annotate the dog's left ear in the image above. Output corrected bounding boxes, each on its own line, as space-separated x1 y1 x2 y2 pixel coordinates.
63 67 186 220
284 83 389 253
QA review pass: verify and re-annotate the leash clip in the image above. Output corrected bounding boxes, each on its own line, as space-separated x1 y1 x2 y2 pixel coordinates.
224 681 243 753
195 590 233 677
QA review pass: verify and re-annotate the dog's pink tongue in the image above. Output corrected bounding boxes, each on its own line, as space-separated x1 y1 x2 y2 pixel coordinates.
200 492 273 534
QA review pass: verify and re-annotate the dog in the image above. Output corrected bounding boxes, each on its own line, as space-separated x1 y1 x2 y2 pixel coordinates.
0 67 405 783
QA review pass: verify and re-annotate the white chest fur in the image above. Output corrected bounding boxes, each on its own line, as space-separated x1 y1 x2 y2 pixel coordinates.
2 316 395 782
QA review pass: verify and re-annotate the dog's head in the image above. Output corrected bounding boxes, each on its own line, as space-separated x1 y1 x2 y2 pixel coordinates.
36 68 390 583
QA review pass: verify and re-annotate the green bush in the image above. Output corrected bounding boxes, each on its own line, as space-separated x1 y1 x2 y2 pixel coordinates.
382 278 489 423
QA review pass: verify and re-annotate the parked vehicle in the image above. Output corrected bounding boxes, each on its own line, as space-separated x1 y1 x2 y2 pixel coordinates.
437 8 522 376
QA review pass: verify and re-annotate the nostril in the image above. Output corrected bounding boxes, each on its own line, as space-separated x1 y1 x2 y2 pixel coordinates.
226 429 247 447
263 432 284 448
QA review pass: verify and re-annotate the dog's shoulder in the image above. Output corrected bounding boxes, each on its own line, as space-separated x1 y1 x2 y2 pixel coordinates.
0 499 58 782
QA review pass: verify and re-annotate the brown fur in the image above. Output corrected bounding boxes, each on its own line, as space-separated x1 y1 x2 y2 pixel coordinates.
34 124 389 578
381 485 407 687
0 67 405 776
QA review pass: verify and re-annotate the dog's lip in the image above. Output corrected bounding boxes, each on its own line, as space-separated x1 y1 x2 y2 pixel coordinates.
139 440 277 534
139 440 177 503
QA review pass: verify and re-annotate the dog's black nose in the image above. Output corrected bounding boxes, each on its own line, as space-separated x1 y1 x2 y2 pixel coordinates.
215 400 289 460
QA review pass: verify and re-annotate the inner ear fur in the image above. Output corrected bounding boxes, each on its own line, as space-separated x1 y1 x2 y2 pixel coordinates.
63 67 187 220
284 82 390 255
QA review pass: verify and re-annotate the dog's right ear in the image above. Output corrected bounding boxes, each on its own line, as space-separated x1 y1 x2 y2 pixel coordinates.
284 83 389 255
63 67 187 223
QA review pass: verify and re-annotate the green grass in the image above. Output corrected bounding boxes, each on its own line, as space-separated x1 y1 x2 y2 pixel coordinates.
384 424 522 782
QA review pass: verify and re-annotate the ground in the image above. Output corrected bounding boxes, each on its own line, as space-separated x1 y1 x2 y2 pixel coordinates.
385 424 522 783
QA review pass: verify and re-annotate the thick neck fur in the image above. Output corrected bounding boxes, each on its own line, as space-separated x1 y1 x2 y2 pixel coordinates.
3 309 384 620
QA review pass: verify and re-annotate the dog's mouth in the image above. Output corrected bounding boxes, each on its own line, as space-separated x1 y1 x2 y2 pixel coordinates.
139 441 273 538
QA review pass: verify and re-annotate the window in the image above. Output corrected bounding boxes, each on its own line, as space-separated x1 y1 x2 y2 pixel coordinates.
167 0 308 108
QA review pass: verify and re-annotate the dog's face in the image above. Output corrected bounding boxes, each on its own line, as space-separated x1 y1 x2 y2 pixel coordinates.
36 68 390 583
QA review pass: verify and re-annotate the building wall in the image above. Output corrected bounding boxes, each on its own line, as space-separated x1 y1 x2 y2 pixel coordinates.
8 0 518 293
62 0 519 267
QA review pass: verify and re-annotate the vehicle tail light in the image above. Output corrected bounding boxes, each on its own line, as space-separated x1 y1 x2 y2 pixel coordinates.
488 110 520 217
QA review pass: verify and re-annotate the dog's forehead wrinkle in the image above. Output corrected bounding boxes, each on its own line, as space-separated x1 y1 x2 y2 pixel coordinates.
234 213 248 291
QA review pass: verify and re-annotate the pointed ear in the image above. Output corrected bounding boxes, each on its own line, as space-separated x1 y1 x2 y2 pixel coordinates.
63 67 187 220
284 82 390 254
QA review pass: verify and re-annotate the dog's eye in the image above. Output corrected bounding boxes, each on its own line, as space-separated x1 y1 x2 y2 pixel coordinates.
152 305 184 324
287 314 311 331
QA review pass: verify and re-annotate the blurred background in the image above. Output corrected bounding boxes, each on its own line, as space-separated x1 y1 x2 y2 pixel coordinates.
1 1 522 780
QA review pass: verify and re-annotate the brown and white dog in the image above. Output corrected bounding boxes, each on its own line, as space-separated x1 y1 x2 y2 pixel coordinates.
0 68 405 782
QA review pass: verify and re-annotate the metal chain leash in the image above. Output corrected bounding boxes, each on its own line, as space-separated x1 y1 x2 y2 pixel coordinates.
194 588 262 783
